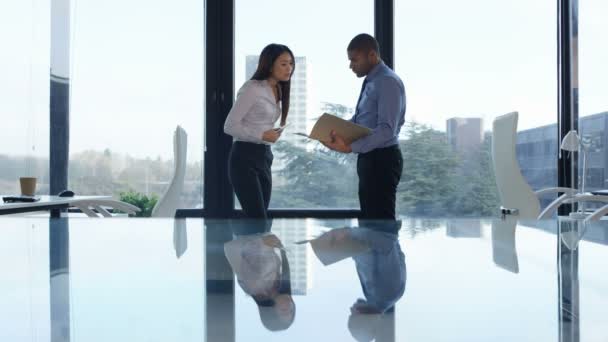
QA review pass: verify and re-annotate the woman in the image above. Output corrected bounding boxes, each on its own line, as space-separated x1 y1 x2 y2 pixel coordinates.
224 230 296 331
224 44 295 218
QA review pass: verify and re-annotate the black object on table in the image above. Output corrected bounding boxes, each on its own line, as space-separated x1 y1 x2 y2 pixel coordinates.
2 195 41 203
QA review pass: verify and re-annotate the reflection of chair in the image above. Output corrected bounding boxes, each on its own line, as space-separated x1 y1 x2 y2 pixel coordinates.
173 219 188 258
491 219 519 273
559 218 587 250
71 199 141 217
491 112 606 219
152 126 188 218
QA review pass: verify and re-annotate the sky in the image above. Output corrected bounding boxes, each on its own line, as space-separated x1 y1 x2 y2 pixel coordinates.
0 0 607 161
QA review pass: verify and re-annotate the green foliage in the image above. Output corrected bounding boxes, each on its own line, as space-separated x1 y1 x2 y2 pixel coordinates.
119 190 158 217
0 98 500 217
397 122 460 216
272 140 359 208
67 149 204 209
271 119 500 217
448 133 500 216
321 102 353 119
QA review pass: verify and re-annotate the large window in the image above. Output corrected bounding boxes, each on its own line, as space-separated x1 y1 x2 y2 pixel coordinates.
234 0 373 209
69 0 205 209
395 0 557 217
1 1 586 218
0 1 50 195
578 0 608 196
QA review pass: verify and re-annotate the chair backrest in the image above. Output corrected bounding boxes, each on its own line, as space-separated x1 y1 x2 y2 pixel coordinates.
152 125 188 217
491 112 540 219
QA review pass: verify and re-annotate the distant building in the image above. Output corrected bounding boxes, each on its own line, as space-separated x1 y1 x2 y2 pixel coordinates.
515 122 558 191
446 117 484 154
516 111 608 207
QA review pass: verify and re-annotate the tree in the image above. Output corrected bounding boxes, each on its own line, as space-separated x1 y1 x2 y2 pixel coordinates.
448 133 500 216
397 122 459 216
321 102 354 119
119 190 158 217
272 140 358 208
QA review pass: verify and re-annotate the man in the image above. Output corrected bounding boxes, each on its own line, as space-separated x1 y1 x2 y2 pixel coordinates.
324 33 406 220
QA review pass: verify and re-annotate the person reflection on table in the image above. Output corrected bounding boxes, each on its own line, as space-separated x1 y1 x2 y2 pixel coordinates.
350 221 405 341
344 221 405 314
224 221 296 331
348 310 395 342
310 221 405 341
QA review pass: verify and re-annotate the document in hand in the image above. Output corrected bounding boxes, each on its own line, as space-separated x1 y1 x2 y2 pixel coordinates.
305 230 369 266
294 113 371 143
274 123 290 133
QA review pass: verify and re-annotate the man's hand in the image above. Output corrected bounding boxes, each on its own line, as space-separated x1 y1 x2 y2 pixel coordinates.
322 130 352 153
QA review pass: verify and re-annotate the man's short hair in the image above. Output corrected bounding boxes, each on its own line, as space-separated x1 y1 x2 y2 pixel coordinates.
347 33 380 54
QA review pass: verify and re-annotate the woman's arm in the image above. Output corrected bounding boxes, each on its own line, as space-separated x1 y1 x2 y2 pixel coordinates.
224 83 266 141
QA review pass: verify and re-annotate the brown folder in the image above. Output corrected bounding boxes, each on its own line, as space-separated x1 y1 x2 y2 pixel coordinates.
302 231 369 266
294 113 371 144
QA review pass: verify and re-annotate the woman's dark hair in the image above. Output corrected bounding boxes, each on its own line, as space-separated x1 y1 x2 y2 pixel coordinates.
253 249 295 331
251 43 295 124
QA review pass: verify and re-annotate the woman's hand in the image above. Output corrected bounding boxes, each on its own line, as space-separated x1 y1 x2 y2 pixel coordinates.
262 128 282 143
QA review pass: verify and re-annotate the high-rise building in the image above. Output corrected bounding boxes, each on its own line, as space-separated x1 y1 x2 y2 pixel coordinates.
271 220 313 295
446 117 484 153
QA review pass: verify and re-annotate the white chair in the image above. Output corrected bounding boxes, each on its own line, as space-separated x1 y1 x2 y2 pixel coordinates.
71 199 141 217
584 203 608 222
151 125 188 218
71 126 187 218
491 112 608 219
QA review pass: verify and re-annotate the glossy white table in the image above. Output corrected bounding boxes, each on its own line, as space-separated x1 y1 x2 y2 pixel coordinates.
2 218 607 341
0 195 112 217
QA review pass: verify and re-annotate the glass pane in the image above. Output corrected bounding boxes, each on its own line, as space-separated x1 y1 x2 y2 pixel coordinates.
395 0 557 217
578 0 608 203
0 1 50 195
70 0 205 212
234 0 373 209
